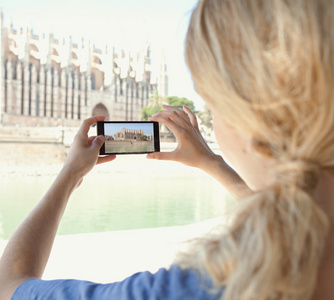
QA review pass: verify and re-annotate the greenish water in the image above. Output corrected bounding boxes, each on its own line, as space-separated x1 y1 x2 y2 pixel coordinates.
105 140 153 153
0 167 235 240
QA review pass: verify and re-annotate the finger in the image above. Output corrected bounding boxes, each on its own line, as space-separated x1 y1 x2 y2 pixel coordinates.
162 104 184 113
147 151 176 161
148 115 183 136
183 105 200 131
152 109 190 129
91 135 105 151
97 155 116 165
78 116 106 136
161 105 192 126
88 136 96 146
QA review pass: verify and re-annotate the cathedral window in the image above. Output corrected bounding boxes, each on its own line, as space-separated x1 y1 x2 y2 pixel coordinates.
71 73 75 119
114 75 118 103
131 79 134 99
141 84 144 101
28 64 32 116
4 61 7 113
36 69 40 83
85 76 88 106
4 61 7 80
91 74 96 90
44 69 47 117
78 95 81 120
12 60 17 80
36 95 39 117
51 68 54 117
65 73 68 118
21 64 24 115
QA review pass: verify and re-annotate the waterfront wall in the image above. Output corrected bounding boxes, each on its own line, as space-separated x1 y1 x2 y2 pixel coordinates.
0 125 76 175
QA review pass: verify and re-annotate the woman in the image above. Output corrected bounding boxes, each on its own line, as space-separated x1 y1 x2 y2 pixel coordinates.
1 0 333 299
152 0 334 299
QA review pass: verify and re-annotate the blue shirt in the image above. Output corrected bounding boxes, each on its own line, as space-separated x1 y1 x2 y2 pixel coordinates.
11 265 223 300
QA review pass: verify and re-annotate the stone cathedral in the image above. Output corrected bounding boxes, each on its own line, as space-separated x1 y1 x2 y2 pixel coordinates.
0 12 168 127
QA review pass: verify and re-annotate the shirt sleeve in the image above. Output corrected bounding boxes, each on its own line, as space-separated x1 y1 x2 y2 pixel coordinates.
11 264 223 300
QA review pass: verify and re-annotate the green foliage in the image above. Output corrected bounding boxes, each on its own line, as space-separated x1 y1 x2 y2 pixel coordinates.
197 105 213 130
166 96 195 112
141 94 196 120
141 90 164 120
141 104 162 120
140 135 148 141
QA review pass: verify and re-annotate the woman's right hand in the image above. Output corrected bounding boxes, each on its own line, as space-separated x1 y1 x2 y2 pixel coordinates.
147 105 219 169
149 105 252 199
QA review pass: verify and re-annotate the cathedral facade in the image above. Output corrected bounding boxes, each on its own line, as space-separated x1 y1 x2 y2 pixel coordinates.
0 12 168 127
113 128 146 141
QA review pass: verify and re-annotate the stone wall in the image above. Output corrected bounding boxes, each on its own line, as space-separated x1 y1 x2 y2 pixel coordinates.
0 125 80 175
0 125 79 145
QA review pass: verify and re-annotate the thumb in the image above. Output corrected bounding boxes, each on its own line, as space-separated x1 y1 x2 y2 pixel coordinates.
147 151 175 161
92 135 105 150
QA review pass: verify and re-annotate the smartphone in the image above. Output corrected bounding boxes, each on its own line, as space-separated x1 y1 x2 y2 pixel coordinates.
97 121 160 155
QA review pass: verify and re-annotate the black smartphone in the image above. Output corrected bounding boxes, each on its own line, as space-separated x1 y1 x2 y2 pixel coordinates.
97 121 160 155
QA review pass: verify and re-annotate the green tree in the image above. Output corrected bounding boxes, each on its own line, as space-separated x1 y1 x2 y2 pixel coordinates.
141 94 196 120
197 105 213 130
141 104 162 120
166 96 195 112
141 90 166 120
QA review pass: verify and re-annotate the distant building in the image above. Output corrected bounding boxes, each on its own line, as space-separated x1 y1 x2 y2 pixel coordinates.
114 128 146 141
0 11 168 127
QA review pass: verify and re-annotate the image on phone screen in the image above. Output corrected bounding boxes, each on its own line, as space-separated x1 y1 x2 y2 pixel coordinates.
97 121 160 155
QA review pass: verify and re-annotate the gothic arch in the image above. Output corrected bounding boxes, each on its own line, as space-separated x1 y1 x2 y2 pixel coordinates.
52 48 59 56
93 56 102 64
30 44 39 52
92 103 110 120
113 62 120 75
10 39 18 49
129 66 135 78
29 44 40 66
90 68 104 90
72 52 78 60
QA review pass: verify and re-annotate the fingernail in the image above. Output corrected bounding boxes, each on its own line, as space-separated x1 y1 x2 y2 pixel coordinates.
97 135 105 142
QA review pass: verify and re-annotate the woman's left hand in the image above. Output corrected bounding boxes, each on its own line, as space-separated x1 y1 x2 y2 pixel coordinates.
63 116 116 179
0 117 116 300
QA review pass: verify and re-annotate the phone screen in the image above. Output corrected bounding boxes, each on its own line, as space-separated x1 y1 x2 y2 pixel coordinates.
97 121 160 155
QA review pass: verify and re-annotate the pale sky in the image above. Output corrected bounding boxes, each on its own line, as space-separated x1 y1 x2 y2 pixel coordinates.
1 0 206 110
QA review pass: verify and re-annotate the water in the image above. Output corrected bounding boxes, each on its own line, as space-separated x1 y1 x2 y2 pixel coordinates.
0 158 236 240
105 140 154 153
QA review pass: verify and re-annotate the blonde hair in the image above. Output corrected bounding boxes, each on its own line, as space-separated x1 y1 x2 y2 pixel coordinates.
183 0 334 299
